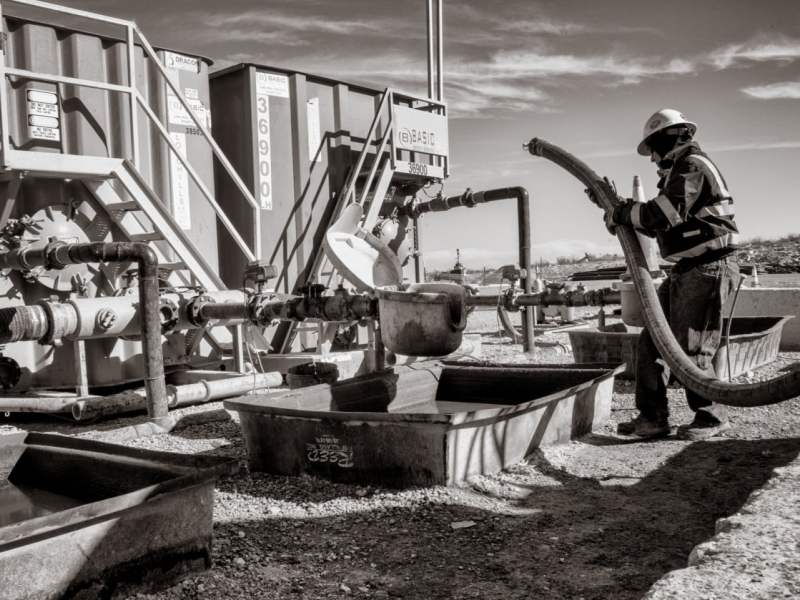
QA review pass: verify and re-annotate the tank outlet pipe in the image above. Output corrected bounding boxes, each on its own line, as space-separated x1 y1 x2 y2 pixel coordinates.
465 287 621 309
0 289 250 344
189 289 378 328
0 241 169 422
525 137 800 407
71 371 283 421
412 186 534 351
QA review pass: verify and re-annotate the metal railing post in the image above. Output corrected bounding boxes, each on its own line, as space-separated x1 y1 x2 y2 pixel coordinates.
126 25 140 167
132 27 262 256
0 0 11 168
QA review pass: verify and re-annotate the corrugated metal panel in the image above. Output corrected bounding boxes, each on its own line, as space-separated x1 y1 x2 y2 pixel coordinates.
210 64 383 294
0 16 217 389
3 16 218 265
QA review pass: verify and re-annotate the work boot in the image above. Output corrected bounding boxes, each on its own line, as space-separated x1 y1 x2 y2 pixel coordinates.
616 415 670 439
676 417 732 441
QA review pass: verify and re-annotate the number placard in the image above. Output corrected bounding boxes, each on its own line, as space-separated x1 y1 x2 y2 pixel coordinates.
254 92 273 210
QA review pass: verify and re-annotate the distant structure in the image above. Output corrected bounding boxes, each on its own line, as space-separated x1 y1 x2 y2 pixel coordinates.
434 249 466 284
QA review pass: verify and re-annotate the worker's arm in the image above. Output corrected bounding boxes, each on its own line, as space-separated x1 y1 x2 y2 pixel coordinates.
610 163 706 236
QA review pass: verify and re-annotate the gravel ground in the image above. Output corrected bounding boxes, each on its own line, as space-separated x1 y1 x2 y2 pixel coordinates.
2 309 799 599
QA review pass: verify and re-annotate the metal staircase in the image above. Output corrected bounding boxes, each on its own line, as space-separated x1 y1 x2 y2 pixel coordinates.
0 0 263 367
272 89 449 353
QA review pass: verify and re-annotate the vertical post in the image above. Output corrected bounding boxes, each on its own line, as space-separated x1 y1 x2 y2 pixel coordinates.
232 325 246 373
436 0 444 102
0 0 10 169
73 340 90 397
413 215 424 283
426 0 435 100
127 25 140 167
518 193 534 352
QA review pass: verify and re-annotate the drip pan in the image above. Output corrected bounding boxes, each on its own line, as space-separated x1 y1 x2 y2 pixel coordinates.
225 363 623 487
0 433 236 599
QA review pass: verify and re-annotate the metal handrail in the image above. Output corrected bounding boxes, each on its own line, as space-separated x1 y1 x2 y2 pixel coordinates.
0 0 262 260
340 88 391 206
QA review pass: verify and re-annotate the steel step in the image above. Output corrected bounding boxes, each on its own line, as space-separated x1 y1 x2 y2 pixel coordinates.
129 232 164 242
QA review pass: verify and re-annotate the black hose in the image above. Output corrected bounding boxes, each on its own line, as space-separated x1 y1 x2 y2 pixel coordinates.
526 137 800 407
0 241 169 421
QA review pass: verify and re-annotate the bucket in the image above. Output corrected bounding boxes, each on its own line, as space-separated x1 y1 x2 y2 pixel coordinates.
286 362 339 389
376 283 467 356
620 278 664 327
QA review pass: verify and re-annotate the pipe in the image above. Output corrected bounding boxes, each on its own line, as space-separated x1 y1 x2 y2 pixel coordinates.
526 137 800 407
436 0 444 102
0 395 78 414
71 371 283 421
0 241 169 421
466 288 621 308
413 186 534 350
426 0 435 100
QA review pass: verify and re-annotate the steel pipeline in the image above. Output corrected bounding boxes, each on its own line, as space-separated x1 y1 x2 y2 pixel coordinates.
412 186 535 351
0 242 169 421
526 137 800 406
71 371 283 421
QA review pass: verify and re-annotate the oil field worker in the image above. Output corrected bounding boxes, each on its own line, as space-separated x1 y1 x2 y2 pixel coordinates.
605 109 741 440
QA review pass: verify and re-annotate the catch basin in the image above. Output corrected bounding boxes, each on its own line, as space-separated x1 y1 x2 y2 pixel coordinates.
225 363 621 487
569 316 791 379
0 433 236 599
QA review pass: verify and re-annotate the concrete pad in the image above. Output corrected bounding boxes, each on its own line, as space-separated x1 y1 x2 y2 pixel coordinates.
644 456 800 599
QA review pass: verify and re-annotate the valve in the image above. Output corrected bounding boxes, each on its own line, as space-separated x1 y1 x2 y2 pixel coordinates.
244 260 277 293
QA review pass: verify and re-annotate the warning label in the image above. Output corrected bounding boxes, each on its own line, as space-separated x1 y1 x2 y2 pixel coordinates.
163 51 199 73
255 72 289 98
167 92 211 129
26 89 60 142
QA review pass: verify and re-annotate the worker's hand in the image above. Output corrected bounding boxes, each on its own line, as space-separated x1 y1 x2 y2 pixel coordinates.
604 206 619 235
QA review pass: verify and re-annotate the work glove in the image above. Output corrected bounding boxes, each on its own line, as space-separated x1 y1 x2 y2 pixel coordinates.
604 199 635 235
604 205 620 236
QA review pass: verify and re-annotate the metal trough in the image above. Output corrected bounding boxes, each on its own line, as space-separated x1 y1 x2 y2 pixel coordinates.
0 433 237 599
224 363 622 487
569 316 792 379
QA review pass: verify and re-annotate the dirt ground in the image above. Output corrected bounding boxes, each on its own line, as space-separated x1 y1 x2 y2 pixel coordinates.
3 308 799 599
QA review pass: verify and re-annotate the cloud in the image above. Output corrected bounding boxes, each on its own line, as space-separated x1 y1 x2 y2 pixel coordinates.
709 140 800 153
741 81 800 100
710 36 800 69
489 51 695 81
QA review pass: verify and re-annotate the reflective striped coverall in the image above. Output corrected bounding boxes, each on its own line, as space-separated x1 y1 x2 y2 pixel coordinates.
613 141 740 424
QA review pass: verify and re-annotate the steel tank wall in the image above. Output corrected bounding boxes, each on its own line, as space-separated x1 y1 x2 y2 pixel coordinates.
3 16 218 269
0 14 216 391
210 64 383 293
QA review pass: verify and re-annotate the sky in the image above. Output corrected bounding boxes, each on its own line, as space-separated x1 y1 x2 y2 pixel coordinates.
40 0 800 269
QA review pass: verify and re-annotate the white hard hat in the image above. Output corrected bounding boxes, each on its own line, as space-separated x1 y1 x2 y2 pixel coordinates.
637 108 697 156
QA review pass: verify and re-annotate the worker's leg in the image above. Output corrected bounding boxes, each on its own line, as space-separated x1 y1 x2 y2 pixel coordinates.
671 257 739 426
618 281 672 436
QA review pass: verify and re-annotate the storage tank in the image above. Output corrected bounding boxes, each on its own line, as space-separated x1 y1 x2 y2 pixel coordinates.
0 9 219 391
210 63 387 295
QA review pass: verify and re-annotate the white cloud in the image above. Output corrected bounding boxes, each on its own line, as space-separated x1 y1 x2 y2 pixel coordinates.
741 81 800 100
710 37 800 69
205 10 413 38
489 51 695 81
709 140 800 152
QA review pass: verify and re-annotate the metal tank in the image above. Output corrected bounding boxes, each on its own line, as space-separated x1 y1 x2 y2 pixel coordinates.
210 63 387 294
0 7 219 391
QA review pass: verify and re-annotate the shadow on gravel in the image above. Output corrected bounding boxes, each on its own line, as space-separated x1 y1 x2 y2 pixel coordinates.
197 437 800 600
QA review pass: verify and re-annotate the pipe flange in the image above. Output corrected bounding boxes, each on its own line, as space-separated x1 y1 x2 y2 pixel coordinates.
37 300 78 345
159 297 180 334
187 294 213 327
0 355 21 390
